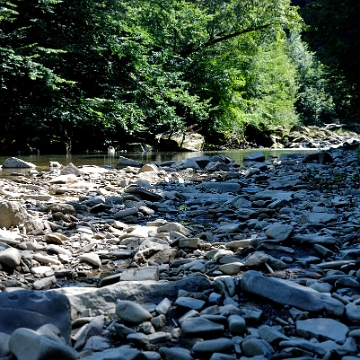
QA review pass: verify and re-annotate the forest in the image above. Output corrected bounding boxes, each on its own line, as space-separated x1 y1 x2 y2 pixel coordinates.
1 0 359 154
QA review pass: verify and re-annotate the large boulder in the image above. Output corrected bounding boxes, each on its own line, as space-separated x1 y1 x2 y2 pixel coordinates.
1 157 36 168
156 132 205 151
56 276 212 319
0 201 43 231
0 290 72 344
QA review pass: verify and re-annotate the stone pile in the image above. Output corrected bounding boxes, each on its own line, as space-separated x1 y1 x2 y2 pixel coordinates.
0 150 360 359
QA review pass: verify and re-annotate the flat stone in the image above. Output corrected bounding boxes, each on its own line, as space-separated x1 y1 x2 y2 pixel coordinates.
180 317 224 337
33 276 57 290
219 262 244 275
258 325 289 343
265 223 293 242
175 297 205 311
241 270 344 316
117 156 143 169
196 182 241 192
159 346 193 360
120 266 159 281
192 338 234 354
296 318 349 343
157 222 190 236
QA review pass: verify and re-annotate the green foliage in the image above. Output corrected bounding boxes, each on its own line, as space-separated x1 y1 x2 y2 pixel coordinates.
301 0 360 121
4 0 347 153
286 31 334 125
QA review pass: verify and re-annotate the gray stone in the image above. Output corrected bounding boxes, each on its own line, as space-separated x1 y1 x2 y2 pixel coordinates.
296 318 349 343
83 335 110 352
278 339 327 357
175 297 205 311
73 316 105 351
116 300 153 325
78 347 129 360
209 354 237 360
57 276 212 319
219 262 244 275
0 200 43 231
2 157 36 168
79 253 101 268
120 266 159 281
178 237 201 249
157 222 190 236
241 338 274 357
139 163 159 173
117 156 143 169
156 132 205 152
159 346 193 360
264 223 293 242
196 182 241 192
180 317 224 337
33 275 57 290
9 328 78 360
345 302 360 324
0 332 10 358
192 338 234 354
133 238 175 265
155 298 172 315
60 162 80 176
258 325 289 343
244 152 266 162
124 185 163 201
240 270 344 316
228 315 246 335
0 247 22 268
0 290 71 344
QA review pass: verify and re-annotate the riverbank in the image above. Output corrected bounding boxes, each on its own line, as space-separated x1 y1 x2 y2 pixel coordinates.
0 148 360 359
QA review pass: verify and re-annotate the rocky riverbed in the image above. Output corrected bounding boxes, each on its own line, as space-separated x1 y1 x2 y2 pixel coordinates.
0 149 360 360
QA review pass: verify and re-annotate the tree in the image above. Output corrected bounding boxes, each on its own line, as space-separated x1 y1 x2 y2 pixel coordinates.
286 31 334 125
301 0 360 121
1 0 303 153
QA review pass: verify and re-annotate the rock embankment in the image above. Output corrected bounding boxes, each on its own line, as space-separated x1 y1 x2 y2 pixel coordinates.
0 150 360 359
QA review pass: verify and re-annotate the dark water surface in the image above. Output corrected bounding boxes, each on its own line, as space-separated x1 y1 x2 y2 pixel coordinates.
0 148 317 174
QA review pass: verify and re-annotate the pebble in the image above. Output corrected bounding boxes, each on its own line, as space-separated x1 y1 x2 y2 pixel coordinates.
1 148 360 359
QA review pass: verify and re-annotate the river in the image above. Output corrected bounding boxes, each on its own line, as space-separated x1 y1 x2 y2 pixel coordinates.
0 148 317 174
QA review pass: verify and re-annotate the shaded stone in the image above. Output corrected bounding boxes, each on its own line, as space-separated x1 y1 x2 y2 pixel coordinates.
117 156 143 169
264 223 293 242
0 290 71 344
116 300 153 325
2 157 36 168
60 162 80 176
296 318 349 343
244 152 266 162
192 338 234 354
180 317 224 337
9 327 78 360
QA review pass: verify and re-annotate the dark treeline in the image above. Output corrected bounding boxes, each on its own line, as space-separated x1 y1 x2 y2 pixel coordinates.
0 0 359 154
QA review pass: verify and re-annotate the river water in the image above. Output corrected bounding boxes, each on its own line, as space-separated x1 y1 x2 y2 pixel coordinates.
0 148 317 174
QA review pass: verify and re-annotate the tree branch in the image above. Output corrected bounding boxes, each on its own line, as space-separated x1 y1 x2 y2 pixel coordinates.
179 23 273 57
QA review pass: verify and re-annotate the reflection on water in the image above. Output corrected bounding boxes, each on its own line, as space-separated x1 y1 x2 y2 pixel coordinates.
0 148 318 173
